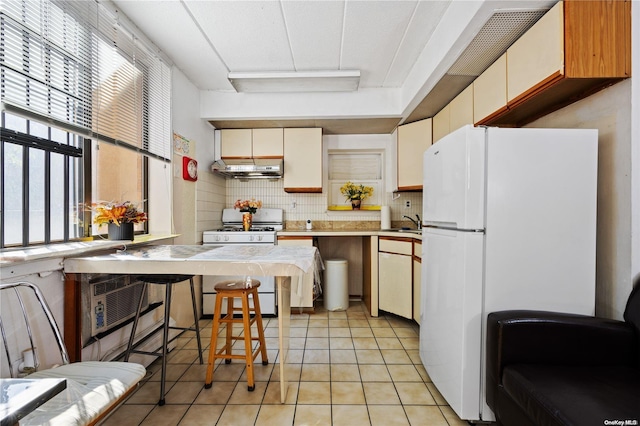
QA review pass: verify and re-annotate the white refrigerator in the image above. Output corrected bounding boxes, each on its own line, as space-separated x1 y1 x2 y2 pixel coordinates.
419 125 598 422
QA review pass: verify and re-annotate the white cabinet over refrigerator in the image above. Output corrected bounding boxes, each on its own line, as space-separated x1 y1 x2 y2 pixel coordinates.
420 125 598 422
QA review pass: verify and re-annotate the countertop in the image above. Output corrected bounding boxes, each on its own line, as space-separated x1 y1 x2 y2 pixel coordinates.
277 229 422 239
1 230 421 266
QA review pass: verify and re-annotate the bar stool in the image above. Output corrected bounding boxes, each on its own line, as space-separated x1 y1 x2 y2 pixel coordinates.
204 279 268 391
125 274 203 405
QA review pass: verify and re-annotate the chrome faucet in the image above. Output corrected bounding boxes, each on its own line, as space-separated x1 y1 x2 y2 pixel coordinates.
403 214 422 229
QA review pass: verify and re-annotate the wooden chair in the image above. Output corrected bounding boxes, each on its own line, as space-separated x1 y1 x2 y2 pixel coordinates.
0 281 145 425
204 279 268 391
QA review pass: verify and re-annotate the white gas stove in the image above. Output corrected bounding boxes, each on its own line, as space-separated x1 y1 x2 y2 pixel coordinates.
202 208 283 315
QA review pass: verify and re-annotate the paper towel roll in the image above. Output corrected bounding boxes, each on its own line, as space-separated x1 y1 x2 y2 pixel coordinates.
381 206 391 230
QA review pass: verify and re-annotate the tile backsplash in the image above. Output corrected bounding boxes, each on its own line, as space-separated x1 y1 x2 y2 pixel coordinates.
226 179 422 229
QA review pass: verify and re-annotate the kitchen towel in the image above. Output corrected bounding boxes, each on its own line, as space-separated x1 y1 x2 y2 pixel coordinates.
381 206 391 230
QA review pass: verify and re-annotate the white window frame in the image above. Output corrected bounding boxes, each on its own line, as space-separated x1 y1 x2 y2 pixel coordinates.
327 149 384 210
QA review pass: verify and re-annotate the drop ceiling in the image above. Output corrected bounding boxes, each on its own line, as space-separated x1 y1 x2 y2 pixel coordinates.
112 0 555 134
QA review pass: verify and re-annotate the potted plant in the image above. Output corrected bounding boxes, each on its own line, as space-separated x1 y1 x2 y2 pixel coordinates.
90 201 147 240
234 198 262 231
340 181 374 210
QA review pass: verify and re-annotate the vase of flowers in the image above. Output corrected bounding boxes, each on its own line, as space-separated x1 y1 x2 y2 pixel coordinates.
234 198 262 231
340 181 374 210
90 201 147 240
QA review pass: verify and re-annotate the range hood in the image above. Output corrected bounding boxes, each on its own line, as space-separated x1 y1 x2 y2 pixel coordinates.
211 159 283 179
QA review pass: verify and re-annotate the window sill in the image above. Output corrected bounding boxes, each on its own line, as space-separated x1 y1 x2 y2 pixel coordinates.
327 205 381 211
0 234 179 264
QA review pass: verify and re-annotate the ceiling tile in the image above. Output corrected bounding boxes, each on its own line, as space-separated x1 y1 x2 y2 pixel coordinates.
341 1 418 88
186 1 293 72
113 1 232 90
384 1 450 87
281 1 345 71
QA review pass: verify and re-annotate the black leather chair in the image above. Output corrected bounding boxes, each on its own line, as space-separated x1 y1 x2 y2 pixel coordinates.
486 284 640 426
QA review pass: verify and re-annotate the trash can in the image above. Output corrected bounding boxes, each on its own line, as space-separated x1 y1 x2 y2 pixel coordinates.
324 259 349 311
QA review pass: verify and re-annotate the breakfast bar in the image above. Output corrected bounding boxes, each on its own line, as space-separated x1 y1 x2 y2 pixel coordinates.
63 244 320 403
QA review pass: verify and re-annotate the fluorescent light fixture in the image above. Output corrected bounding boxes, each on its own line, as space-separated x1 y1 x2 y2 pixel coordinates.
228 70 360 93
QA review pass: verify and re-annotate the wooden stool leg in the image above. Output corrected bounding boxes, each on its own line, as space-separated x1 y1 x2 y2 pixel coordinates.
241 290 255 391
251 288 268 365
204 291 224 388
224 295 234 363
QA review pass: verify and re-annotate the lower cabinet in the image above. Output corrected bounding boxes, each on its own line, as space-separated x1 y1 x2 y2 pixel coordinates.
378 237 413 319
277 236 314 308
413 239 422 324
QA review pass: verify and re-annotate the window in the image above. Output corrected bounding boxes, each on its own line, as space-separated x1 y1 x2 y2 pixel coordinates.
327 150 384 210
1 0 171 247
1 112 84 246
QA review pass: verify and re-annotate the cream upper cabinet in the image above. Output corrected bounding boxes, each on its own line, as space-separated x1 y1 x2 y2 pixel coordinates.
507 1 564 104
432 105 450 143
284 128 322 193
252 128 283 159
449 85 474 133
467 1 628 127
221 128 283 165
397 118 432 191
474 53 507 124
220 129 252 162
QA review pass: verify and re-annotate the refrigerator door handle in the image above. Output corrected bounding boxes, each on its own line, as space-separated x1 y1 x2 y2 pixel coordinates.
424 224 484 233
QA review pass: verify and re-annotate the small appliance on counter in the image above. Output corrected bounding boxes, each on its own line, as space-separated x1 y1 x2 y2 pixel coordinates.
202 208 284 315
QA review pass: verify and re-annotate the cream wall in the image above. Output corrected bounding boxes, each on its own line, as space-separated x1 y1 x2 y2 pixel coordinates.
172 66 218 245
527 0 640 320
170 66 218 324
525 79 635 320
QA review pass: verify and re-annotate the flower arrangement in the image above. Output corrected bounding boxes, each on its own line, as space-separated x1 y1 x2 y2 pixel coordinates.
234 198 262 214
340 181 374 202
90 201 148 226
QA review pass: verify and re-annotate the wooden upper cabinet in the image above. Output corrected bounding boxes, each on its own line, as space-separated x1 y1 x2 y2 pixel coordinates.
473 53 507 124
220 129 252 163
449 85 474 133
432 105 450 143
481 0 630 127
283 128 323 193
252 128 283 160
563 0 630 78
397 118 432 191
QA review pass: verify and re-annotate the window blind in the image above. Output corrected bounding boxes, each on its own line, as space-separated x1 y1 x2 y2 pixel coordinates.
327 151 383 208
1 0 171 161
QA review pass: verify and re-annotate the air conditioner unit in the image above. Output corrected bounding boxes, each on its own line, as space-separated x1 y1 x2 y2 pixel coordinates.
90 276 148 337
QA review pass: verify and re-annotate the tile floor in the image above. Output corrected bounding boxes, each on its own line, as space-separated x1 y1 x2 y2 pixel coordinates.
103 302 469 426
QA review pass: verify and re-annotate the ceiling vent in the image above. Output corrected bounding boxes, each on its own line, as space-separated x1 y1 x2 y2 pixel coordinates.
406 8 549 123
448 10 548 77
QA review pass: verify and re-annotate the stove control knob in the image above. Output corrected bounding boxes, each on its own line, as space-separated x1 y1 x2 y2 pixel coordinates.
256 235 263 242
249 235 255 242
224 235 229 242
216 235 221 242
